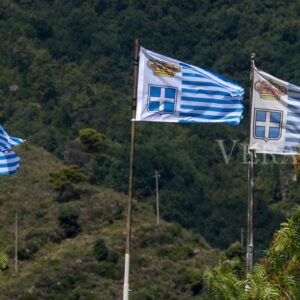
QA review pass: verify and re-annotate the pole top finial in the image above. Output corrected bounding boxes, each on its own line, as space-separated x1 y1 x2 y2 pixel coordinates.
251 53 256 69
135 38 140 47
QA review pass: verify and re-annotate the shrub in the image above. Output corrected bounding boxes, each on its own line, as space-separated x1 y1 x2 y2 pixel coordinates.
18 241 39 260
48 165 88 202
98 261 116 279
93 239 108 261
79 128 107 154
0 251 8 270
58 207 81 238
177 268 204 295
19 294 39 300
25 228 64 244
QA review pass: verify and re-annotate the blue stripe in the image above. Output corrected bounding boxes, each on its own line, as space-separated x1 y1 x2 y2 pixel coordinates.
0 141 9 147
179 112 240 120
288 89 300 93
288 104 300 111
179 62 191 68
182 73 205 78
0 136 9 142
0 143 10 150
288 95 300 101
0 154 17 160
285 137 300 143
181 96 241 105
0 162 19 168
180 105 243 113
286 120 300 126
286 127 300 134
179 119 240 125
182 80 223 87
0 169 18 175
287 112 300 118
182 88 232 96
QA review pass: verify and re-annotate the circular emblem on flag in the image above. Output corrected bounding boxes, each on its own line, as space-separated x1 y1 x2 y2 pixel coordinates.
147 59 181 77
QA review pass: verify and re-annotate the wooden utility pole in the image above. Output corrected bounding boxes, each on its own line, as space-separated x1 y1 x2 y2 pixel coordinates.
154 170 160 225
241 227 244 249
15 212 18 275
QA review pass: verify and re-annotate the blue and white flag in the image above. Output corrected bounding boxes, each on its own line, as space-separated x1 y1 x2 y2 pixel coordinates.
0 124 24 175
249 69 300 155
0 150 21 175
0 125 24 151
135 47 244 124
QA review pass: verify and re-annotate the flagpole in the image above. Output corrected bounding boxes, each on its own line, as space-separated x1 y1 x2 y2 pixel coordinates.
246 150 254 286
246 53 256 290
123 38 140 300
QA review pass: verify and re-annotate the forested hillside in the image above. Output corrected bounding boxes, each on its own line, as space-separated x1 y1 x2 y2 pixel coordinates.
0 145 218 299
0 0 299 257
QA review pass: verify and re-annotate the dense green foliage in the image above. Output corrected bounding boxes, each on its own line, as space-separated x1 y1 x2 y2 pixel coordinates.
204 206 300 299
0 0 299 262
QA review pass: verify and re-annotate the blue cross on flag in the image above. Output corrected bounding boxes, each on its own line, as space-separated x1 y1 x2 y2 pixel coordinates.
254 109 282 141
148 85 177 113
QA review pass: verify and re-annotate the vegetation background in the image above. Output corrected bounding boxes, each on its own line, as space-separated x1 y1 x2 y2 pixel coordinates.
0 0 299 299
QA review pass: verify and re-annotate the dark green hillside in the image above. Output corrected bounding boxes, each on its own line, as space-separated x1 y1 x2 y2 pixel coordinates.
0 145 217 299
0 0 299 253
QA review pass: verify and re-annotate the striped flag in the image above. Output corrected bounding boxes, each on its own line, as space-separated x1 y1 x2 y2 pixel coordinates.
249 69 300 155
0 124 24 175
135 47 244 124
0 150 21 175
0 125 24 151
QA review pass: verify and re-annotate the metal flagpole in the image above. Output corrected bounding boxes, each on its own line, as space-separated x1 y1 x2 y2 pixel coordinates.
123 38 140 300
246 53 256 291
246 150 254 289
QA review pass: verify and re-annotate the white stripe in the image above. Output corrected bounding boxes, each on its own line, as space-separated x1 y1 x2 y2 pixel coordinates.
285 133 300 139
286 115 300 122
285 98 300 106
180 101 243 109
182 85 239 93
182 92 242 101
182 77 217 83
180 109 242 117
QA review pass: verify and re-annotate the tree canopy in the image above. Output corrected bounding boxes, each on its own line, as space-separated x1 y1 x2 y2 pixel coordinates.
0 0 299 252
